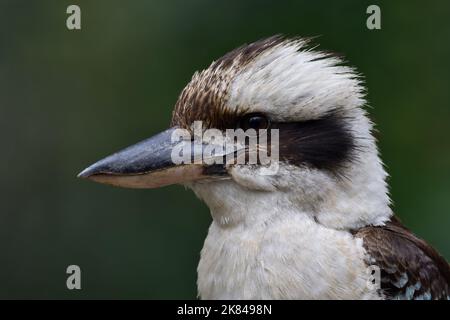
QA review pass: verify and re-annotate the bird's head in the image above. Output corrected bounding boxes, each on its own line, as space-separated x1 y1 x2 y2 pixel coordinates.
79 36 392 229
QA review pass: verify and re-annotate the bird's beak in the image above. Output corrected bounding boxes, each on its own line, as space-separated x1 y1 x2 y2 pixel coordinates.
77 127 227 189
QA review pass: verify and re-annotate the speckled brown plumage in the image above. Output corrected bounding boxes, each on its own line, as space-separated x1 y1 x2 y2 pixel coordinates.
354 216 450 299
171 35 286 130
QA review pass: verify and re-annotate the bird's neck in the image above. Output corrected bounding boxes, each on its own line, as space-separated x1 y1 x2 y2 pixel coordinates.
191 180 304 228
191 165 392 231
195 187 381 299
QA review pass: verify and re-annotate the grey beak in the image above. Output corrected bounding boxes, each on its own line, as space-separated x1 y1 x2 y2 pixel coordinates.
78 127 227 189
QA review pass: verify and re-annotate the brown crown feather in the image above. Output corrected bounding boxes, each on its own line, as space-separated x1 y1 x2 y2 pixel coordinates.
170 35 287 130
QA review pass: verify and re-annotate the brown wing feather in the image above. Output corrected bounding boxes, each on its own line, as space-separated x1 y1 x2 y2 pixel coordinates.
354 216 450 300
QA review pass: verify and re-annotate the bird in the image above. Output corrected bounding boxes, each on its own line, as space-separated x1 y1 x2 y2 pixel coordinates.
78 35 450 300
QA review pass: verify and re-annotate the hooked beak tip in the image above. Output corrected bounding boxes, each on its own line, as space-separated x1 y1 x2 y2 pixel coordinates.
77 167 94 179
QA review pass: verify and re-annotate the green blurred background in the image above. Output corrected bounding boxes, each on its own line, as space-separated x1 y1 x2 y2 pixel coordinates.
0 0 449 299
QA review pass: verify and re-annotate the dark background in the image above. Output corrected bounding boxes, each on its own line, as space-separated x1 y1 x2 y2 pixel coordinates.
0 1 449 299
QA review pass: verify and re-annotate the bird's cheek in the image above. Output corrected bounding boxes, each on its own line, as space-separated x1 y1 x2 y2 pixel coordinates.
229 166 277 191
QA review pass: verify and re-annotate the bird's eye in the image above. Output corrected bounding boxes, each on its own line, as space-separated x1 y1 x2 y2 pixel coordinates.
238 114 270 131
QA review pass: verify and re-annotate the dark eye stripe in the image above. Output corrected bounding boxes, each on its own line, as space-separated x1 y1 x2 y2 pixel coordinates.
222 111 356 172
272 113 356 173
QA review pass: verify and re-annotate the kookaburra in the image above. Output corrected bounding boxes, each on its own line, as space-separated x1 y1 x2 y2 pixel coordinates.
79 36 450 299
